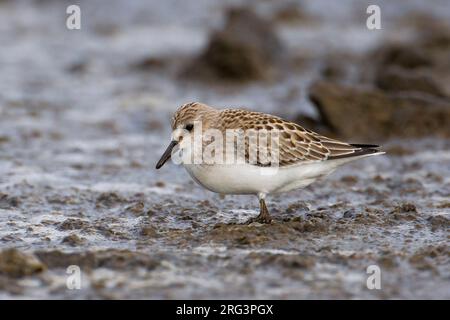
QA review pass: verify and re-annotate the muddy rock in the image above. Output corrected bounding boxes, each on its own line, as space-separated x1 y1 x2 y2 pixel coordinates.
0 248 45 278
293 218 328 233
130 56 167 71
366 23 450 97
0 135 10 144
340 175 358 186
209 218 329 246
0 193 20 209
140 225 159 237
264 253 316 269
0 275 23 295
58 218 90 231
375 67 447 98
389 203 418 221
408 246 445 272
185 7 284 81
321 60 348 81
246 252 316 271
308 80 450 140
436 202 450 209
34 249 160 271
285 201 309 215
319 52 364 83
61 234 86 246
46 194 78 205
427 215 450 231
376 44 432 70
126 201 145 216
94 223 129 240
96 250 160 270
66 59 89 74
96 192 127 208
155 181 165 188
378 254 399 270
392 203 417 213
35 251 97 269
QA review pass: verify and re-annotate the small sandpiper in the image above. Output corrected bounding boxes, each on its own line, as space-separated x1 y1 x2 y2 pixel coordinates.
156 102 384 224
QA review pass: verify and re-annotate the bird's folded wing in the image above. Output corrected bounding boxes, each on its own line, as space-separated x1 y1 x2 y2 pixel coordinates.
220 109 377 167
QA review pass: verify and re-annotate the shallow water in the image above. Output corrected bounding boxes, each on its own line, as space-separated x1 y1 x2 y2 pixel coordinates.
0 0 449 299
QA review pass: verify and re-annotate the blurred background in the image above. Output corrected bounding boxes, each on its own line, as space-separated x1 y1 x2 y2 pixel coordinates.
0 0 449 299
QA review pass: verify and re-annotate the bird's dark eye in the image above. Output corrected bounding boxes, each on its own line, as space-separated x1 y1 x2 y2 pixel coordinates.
185 124 194 131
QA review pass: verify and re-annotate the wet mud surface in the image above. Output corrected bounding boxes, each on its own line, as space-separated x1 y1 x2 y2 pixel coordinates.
0 0 449 299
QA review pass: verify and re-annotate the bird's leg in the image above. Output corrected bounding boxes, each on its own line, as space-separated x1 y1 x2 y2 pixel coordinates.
246 193 272 224
257 198 273 223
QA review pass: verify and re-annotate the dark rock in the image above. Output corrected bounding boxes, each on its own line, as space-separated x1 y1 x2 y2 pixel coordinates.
0 275 23 295
126 201 145 216
47 195 78 205
285 201 309 214
376 44 432 69
0 248 45 278
321 61 347 81
96 192 127 208
342 209 357 219
392 203 417 213
185 7 284 81
0 135 10 144
94 223 128 240
58 218 89 231
130 56 167 71
0 193 20 209
378 254 398 269
319 53 362 83
389 203 418 221
292 219 328 233
340 175 358 185
427 215 450 232
259 253 316 269
66 60 88 74
140 225 159 237
35 249 160 271
61 234 86 246
365 24 450 97
308 80 450 140
375 66 446 98
155 181 165 188
35 251 97 269
436 202 450 209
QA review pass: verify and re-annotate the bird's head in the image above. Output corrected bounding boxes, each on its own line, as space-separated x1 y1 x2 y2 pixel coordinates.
156 102 216 169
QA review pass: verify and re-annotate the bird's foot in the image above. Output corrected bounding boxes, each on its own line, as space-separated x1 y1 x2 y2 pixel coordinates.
246 213 273 224
246 197 273 224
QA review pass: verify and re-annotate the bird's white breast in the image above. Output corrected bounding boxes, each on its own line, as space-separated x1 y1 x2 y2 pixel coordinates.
177 138 380 195
183 161 337 195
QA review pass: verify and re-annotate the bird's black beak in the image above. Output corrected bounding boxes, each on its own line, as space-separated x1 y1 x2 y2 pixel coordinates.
155 140 178 169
